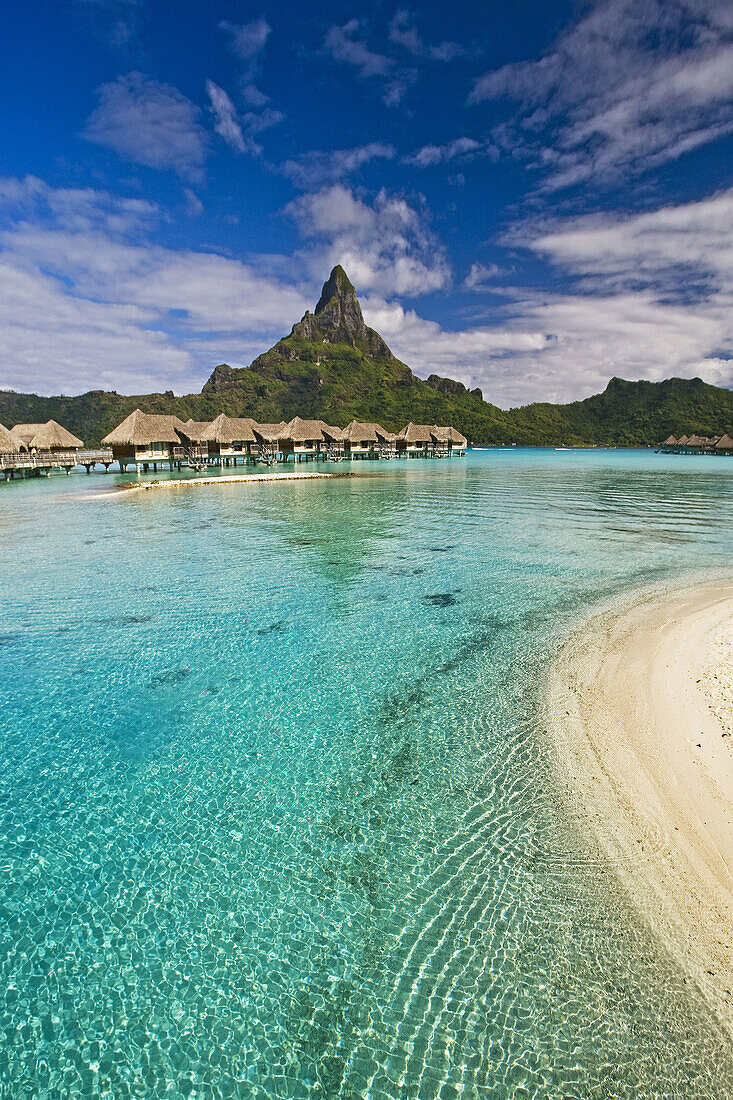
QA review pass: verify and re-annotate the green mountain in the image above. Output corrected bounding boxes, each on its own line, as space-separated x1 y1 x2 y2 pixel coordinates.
1 265 731 447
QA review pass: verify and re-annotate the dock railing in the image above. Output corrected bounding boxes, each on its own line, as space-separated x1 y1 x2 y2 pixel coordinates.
0 450 79 471
77 449 114 464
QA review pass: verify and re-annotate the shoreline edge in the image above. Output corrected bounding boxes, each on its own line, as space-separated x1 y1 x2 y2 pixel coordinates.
545 580 733 1037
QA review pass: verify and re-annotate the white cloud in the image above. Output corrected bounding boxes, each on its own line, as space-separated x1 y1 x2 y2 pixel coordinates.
323 19 416 105
286 184 450 297
469 0 733 188
361 288 732 406
281 143 396 189
205 80 256 155
219 18 271 65
0 177 309 395
84 72 208 179
241 84 267 108
517 187 733 296
0 258 194 395
0 174 157 235
388 9 463 62
324 19 391 77
3 175 732 407
406 137 491 167
182 188 203 217
242 106 285 135
463 262 504 290
360 188 733 404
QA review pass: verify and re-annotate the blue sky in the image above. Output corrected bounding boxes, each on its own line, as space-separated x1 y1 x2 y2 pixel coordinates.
1 0 732 404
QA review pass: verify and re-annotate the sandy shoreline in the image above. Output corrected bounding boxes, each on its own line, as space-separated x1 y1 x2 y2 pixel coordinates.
102 470 354 497
546 580 733 1035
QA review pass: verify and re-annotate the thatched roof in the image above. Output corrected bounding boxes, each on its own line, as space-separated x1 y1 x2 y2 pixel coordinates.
253 421 288 441
12 420 83 449
201 414 258 443
341 420 394 443
431 425 468 446
396 422 434 444
677 435 689 445
178 419 212 441
280 417 343 442
661 434 677 446
686 434 704 447
101 410 186 446
9 424 42 446
715 434 733 450
0 422 17 453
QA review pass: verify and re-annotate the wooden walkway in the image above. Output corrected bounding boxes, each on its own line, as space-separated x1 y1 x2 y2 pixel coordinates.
0 445 464 481
0 449 114 478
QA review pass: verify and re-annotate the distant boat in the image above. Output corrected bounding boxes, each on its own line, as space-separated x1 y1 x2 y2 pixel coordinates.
555 447 572 451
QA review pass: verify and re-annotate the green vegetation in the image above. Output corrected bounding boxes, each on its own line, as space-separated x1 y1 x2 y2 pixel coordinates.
2 266 731 447
2 364 730 449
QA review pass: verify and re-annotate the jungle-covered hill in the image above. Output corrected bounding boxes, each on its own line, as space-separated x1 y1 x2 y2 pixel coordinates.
1 266 731 447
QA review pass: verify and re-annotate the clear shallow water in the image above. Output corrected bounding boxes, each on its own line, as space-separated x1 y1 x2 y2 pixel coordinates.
0 449 732 1099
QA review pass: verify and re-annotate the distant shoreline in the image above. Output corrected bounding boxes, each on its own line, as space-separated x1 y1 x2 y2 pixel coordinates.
546 581 733 1037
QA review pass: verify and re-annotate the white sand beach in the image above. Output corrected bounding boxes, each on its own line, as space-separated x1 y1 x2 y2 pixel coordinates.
104 469 354 496
547 582 733 1035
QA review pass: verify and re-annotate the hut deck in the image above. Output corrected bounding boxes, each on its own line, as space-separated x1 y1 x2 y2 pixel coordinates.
0 450 80 478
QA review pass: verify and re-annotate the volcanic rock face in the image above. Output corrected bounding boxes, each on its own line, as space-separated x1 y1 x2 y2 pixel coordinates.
426 374 484 402
204 363 236 394
289 266 392 358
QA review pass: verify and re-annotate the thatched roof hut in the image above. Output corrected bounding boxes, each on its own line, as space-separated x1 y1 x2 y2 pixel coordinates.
178 419 211 442
396 422 434 444
12 420 83 450
686 434 705 448
431 425 468 446
0 423 17 454
253 421 288 441
715 434 733 452
280 417 344 443
661 434 678 447
102 410 186 446
341 420 395 443
677 435 689 446
201 414 258 443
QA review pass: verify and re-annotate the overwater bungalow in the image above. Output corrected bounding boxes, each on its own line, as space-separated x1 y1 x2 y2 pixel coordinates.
395 423 436 457
200 414 260 463
11 420 83 453
178 420 211 444
431 426 468 456
660 431 733 456
67 407 472 476
340 421 395 459
261 417 345 461
102 410 187 471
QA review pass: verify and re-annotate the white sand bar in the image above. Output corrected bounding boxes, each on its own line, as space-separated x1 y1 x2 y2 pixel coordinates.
546 581 733 1035
112 470 354 495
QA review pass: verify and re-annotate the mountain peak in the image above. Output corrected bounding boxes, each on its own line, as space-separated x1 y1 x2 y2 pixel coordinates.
289 266 391 357
315 265 358 316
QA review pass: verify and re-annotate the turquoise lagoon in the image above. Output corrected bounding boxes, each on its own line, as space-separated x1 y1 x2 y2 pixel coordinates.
0 448 732 1099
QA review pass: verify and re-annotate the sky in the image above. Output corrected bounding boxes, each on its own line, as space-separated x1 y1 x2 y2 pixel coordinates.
1 0 732 406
